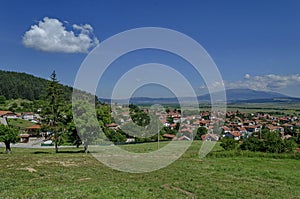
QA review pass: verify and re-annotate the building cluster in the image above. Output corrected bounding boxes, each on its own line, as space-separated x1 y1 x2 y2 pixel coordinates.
2 106 300 144
0 110 42 143
0 110 41 123
111 107 300 142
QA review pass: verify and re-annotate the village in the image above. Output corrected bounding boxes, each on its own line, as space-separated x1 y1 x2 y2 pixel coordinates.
1 105 300 147
157 109 298 141
1 106 300 145
2 1 300 197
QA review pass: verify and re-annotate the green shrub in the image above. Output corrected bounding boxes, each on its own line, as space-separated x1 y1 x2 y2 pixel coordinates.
240 137 264 152
220 138 238 150
240 132 297 153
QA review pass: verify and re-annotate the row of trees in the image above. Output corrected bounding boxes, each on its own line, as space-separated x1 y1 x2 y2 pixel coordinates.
220 130 299 153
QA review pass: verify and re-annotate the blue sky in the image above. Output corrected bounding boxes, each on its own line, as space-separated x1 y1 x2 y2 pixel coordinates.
1 0 300 98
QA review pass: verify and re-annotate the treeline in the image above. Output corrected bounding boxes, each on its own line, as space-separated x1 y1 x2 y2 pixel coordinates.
220 128 300 153
0 70 73 100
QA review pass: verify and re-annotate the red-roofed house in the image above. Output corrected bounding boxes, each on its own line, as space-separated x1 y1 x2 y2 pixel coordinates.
283 123 293 130
26 125 41 136
0 111 17 119
230 131 242 140
201 133 219 141
20 134 30 143
163 134 175 139
266 125 284 132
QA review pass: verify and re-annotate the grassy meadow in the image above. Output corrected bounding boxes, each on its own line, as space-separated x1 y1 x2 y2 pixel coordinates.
7 118 36 130
1 141 300 198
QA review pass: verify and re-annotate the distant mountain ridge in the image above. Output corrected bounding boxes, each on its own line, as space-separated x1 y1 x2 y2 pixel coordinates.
100 88 300 104
200 88 290 101
1 70 298 104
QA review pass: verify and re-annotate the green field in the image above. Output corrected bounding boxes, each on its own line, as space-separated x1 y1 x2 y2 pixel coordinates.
1 141 300 198
7 118 36 130
155 102 300 116
225 102 300 115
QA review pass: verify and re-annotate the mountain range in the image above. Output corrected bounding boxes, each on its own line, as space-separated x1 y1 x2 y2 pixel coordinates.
201 88 297 102
100 89 300 104
0 70 299 104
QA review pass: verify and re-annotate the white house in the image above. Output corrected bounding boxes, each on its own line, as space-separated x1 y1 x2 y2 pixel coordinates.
21 112 34 120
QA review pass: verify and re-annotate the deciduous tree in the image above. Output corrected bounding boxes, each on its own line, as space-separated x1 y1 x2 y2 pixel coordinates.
0 124 19 154
195 126 207 140
73 100 102 152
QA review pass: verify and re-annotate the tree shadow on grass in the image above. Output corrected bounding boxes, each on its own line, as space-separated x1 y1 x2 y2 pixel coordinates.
33 151 52 154
32 150 85 154
57 150 85 153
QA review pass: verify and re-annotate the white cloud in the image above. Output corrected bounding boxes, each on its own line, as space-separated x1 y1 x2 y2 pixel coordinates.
22 17 99 53
210 81 225 91
244 74 251 79
200 81 225 90
227 74 300 92
73 24 93 34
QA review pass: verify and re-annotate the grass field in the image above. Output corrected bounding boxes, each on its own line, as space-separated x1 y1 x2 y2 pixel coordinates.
7 118 36 130
1 141 300 198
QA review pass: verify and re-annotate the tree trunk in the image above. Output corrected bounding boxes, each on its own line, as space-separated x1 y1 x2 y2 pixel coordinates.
4 141 11 154
55 140 58 153
83 142 88 153
76 138 80 148
54 133 61 153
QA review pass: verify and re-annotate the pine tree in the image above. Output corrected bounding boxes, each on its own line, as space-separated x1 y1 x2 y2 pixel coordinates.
45 71 64 153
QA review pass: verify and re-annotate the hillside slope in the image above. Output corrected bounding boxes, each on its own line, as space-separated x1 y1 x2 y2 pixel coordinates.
0 70 72 100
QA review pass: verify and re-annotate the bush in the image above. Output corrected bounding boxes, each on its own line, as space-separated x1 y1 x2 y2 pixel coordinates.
220 138 238 150
240 132 297 153
195 127 207 140
282 139 297 153
104 128 127 143
240 137 264 152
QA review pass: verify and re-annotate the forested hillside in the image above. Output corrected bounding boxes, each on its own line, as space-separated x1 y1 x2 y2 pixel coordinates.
0 70 73 100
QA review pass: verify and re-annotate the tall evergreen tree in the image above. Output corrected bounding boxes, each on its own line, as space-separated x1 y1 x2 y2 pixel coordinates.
44 71 64 153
